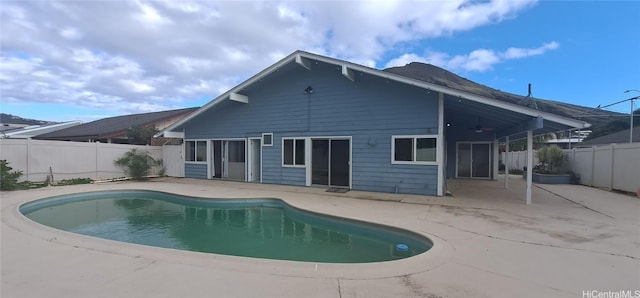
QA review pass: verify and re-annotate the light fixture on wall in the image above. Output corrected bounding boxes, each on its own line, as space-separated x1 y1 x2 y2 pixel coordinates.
304 86 314 94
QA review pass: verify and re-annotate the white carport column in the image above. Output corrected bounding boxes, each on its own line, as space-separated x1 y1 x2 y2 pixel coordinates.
504 135 509 189
526 130 533 204
437 92 445 196
493 138 499 180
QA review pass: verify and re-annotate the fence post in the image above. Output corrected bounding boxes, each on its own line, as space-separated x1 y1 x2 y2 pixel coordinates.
590 146 596 187
95 142 99 180
609 143 615 191
26 138 31 181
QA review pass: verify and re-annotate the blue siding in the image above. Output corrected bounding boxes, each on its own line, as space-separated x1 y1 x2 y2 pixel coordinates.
185 163 207 179
182 61 440 195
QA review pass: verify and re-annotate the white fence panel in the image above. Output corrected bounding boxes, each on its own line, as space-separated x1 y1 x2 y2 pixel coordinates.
162 145 184 177
502 143 639 193
612 143 640 192
565 143 640 193
501 151 538 170
0 139 162 182
592 146 613 189
567 148 594 186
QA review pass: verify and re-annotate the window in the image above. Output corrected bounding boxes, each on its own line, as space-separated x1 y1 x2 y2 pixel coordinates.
262 133 273 146
186 140 207 162
392 136 437 164
283 138 305 166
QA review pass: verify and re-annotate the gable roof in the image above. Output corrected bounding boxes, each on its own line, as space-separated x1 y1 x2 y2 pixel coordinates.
577 126 640 147
161 50 590 138
36 108 198 141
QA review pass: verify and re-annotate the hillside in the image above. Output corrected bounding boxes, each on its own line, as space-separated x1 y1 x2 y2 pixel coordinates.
0 113 56 126
384 62 621 127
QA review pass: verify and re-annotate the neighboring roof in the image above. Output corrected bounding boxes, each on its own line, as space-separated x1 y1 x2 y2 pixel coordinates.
577 126 640 147
161 50 590 137
1 121 82 139
36 108 198 141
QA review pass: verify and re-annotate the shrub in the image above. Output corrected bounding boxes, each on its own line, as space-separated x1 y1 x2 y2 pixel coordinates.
535 145 564 174
114 149 161 180
56 178 94 186
1 160 23 191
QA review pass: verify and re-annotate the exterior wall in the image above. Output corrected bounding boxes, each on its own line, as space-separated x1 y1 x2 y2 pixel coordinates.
182 62 440 195
0 139 162 181
185 163 207 178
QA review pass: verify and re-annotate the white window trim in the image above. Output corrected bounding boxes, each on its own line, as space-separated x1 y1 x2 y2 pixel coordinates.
391 135 438 165
262 133 273 147
185 139 208 164
282 137 306 168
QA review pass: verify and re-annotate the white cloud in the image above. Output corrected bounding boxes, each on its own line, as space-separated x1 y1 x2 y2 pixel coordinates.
386 41 559 72
503 41 559 59
0 0 540 117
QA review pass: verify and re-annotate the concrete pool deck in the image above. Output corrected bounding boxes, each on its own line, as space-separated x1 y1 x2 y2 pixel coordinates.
2 177 639 298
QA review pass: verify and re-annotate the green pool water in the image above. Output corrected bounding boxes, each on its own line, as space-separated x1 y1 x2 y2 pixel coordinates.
20 190 432 263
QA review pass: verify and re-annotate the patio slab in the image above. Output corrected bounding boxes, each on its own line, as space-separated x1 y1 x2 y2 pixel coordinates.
2 177 639 298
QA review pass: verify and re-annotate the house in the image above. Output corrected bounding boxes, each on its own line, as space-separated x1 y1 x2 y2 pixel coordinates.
36 108 198 144
160 51 590 201
576 126 639 147
1 121 82 139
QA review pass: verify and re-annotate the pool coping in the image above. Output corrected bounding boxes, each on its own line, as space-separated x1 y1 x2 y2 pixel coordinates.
7 184 454 280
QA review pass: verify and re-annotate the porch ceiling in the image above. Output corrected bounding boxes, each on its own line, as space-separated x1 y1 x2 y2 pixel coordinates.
444 94 579 140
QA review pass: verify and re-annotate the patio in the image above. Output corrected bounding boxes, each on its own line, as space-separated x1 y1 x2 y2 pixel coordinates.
2 177 638 297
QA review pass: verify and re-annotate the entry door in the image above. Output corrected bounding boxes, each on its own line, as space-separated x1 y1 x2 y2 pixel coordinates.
311 139 350 187
248 139 261 182
457 142 491 178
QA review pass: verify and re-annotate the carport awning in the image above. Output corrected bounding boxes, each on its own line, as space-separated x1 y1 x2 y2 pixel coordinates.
443 93 590 140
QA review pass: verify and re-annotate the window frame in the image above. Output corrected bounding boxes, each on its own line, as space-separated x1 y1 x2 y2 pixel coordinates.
262 133 273 147
185 140 208 163
282 137 306 168
391 135 438 165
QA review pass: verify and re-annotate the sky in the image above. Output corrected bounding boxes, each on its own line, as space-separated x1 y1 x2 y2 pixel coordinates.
1 0 639 123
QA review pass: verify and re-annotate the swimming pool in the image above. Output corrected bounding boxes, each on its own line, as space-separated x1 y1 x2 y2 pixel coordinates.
20 190 432 263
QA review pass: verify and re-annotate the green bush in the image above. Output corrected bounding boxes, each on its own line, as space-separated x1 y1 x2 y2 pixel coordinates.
1 160 24 191
56 178 93 186
114 149 161 180
536 145 565 174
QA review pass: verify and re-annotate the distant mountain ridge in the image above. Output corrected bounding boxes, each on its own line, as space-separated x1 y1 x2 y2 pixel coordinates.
384 62 620 126
0 113 57 126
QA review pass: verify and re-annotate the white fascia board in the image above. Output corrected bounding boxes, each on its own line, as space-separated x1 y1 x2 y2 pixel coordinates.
162 131 184 138
297 51 591 130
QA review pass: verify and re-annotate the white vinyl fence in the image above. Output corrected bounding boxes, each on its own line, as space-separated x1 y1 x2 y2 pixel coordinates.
501 151 539 172
502 143 640 193
564 143 640 193
0 139 163 182
162 144 184 178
